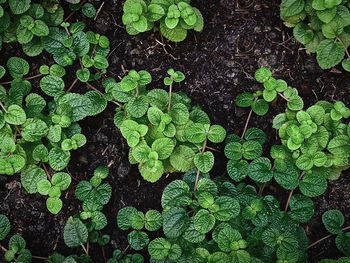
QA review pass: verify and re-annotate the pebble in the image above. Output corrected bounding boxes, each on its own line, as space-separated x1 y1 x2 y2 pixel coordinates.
117 161 130 178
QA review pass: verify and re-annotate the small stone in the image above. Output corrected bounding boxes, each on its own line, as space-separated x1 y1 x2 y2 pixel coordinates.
117 161 130 178
267 54 278 66
79 154 88 164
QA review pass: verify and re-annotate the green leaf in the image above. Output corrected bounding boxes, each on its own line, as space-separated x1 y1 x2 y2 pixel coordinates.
217 226 242 252
130 211 145 230
152 138 175 159
245 128 267 145
289 194 314 223
31 20 49 37
160 21 187 42
242 140 263 160
182 223 205 244
82 3 96 18
328 135 350 157
169 103 189 125
287 96 304 111
280 0 305 17
255 67 272 83
322 209 344 234
139 160 164 182
317 7 337 23
58 93 91 122
296 154 313 170
185 123 207 143
208 125 226 143
293 22 314 44
22 118 48 142
227 160 248 182
252 99 269 116
7 57 29 79
316 39 345 69
64 217 88 248
170 146 195 172
194 151 214 173
145 210 163 231
0 215 10 240
148 238 171 260
163 207 189 238
91 211 107 230
299 172 327 197
196 178 218 196
336 232 350 256
274 162 300 190
147 4 165 22
117 206 138 230
21 165 46 194
161 180 191 208
9 234 26 251
235 92 254 107
214 196 240 221
76 68 90 82
342 58 350 71
25 93 46 117
194 209 215 234
52 172 71 191
248 157 273 183
147 89 168 108
47 197 63 214
93 54 109 69
9 0 30 14
48 147 70 171
37 179 51 195
40 75 65 96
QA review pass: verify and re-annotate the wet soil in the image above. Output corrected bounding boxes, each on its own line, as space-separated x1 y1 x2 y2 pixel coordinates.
0 0 350 262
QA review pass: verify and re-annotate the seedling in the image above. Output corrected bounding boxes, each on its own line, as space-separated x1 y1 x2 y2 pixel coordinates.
122 0 204 42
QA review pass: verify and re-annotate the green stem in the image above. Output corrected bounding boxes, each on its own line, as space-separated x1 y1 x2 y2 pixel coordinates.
194 138 208 191
167 80 174 111
337 37 350 58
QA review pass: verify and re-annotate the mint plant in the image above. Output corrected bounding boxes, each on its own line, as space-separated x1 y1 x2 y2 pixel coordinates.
280 0 350 71
0 0 66 56
63 166 112 251
106 69 226 182
0 57 107 214
122 0 204 42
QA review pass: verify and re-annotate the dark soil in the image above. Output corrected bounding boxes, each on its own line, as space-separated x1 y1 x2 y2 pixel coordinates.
1 0 350 262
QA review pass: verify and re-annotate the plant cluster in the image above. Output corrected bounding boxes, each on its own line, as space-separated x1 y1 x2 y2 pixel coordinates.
280 0 350 71
105 69 226 182
122 0 204 42
116 173 350 262
0 56 107 214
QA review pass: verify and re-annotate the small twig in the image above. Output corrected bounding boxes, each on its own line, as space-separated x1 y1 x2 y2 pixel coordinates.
64 0 88 22
136 86 139 97
101 246 106 263
67 78 78 93
91 45 97 59
284 171 305 212
107 160 114 167
337 37 350 58
194 138 208 191
94 2 105 21
0 244 7 252
258 182 267 196
0 73 44 85
278 92 290 102
308 225 350 249
122 245 130 255
205 146 220 152
241 108 253 139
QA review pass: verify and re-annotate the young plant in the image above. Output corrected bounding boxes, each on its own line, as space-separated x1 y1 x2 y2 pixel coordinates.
280 0 350 71
106 69 226 182
0 57 106 213
0 0 65 56
117 174 313 262
122 0 204 42
63 166 112 252
107 249 144 263
4 235 32 263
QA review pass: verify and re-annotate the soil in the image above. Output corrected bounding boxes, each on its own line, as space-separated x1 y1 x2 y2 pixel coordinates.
0 0 350 262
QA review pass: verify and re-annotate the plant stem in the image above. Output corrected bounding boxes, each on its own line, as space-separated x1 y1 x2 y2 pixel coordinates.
122 245 130 255
284 171 305 212
0 244 7 252
81 244 88 256
194 138 208 191
64 0 88 22
67 78 78 93
41 163 52 181
167 80 174 111
0 73 44 85
241 108 253 139
278 92 290 102
258 182 267 196
86 82 104 95
337 37 350 58
0 101 8 113
307 225 350 249
32 256 48 260
91 45 97 59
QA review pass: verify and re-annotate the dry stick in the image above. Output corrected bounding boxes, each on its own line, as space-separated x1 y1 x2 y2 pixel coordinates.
258 182 267 196
122 245 130 255
241 98 258 139
167 80 174 111
194 138 208 191
308 225 350 249
93 67 107 80
67 78 78 93
94 2 105 21
284 171 306 212
101 246 107 263
136 86 139 97
0 73 44 85
64 0 88 22
278 92 290 102
81 243 89 256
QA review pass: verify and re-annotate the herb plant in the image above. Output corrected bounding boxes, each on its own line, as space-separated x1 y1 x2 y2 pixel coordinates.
280 0 350 71
106 69 226 182
0 57 107 214
0 0 66 56
122 0 204 42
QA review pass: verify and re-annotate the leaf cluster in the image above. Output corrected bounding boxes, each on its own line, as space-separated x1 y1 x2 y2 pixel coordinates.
122 0 204 42
280 0 350 70
106 69 226 182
